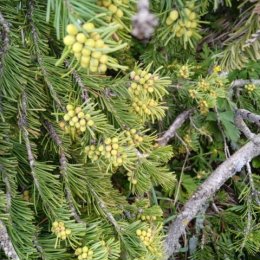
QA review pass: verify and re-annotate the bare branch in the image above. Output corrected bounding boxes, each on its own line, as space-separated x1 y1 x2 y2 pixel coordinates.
164 134 260 259
157 109 193 146
236 108 260 127
44 120 83 223
235 111 255 139
3 174 11 213
0 220 20 260
132 0 158 41
64 60 89 102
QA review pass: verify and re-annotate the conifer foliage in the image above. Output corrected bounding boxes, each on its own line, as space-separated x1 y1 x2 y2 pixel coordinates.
0 0 260 260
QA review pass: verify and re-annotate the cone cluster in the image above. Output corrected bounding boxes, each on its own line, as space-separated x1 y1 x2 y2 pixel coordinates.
136 228 153 247
125 128 143 146
129 69 159 117
245 84 256 93
126 172 137 185
51 221 71 240
63 23 109 73
23 190 30 201
179 65 190 79
97 0 128 22
166 2 199 40
140 215 157 221
85 137 128 167
60 104 94 135
75 246 94 260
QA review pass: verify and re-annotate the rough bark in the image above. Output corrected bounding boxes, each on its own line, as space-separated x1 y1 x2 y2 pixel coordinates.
164 134 260 259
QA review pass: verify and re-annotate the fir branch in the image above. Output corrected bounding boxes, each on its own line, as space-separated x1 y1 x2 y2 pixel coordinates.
164 133 260 259
0 220 20 260
243 29 260 48
27 0 64 111
3 174 11 213
64 60 89 102
229 79 260 98
18 92 40 190
44 120 83 223
214 106 230 158
132 0 158 41
0 10 10 75
157 109 193 146
246 162 260 206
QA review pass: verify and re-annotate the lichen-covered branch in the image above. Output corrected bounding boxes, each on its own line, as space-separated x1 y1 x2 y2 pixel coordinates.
27 0 64 110
235 111 255 139
132 0 158 40
236 108 260 127
157 109 193 146
164 133 260 259
0 220 20 260
44 120 83 223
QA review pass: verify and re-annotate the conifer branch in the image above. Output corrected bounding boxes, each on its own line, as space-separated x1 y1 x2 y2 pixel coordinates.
157 109 193 146
64 60 89 102
44 120 83 223
246 162 260 206
164 133 260 259
0 10 10 75
18 92 41 191
214 106 230 158
0 220 20 260
229 79 260 98
3 174 12 213
27 0 64 111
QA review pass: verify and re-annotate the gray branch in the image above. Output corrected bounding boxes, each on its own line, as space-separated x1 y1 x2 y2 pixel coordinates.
157 109 193 146
235 111 255 139
27 0 64 111
3 175 12 213
0 220 20 260
236 108 260 127
164 134 260 259
44 120 83 223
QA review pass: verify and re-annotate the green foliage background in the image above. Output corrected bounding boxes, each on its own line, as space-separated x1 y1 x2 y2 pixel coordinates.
0 0 260 260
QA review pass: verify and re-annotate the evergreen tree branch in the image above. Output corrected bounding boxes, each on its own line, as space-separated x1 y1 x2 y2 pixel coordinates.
18 92 40 191
164 133 260 259
157 109 193 146
64 60 89 102
44 120 83 223
246 162 260 206
3 174 11 213
214 106 230 158
229 79 260 98
0 10 10 74
0 220 20 260
27 0 64 111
